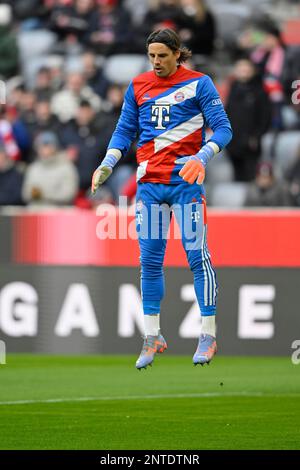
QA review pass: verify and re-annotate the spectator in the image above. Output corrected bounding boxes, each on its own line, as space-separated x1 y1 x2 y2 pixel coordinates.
46 55 65 92
51 70 102 122
34 66 55 101
124 0 150 26
22 131 79 206
87 0 133 55
137 0 182 51
0 108 21 161
235 25 265 60
4 105 31 162
49 0 94 45
286 147 300 207
143 0 181 32
60 100 103 191
178 0 216 57
48 0 74 42
0 141 24 205
97 84 137 200
13 0 50 30
226 58 272 181
0 4 19 79
23 98 63 158
244 162 291 207
282 46 300 103
7 83 26 111
250 21 286 130
18 89 37 128
81 50 110 98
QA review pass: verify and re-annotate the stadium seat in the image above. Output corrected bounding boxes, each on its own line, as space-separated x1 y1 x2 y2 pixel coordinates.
21 56 49 88
282 106 299 130
124 0 149 25
17 30 57 86
282 45 300 91
210 182 249 207
262 131 300 176
240 0 272 6
64 56 85 73
103 54 150 84
212 3 251 48
17 30 57 59
275 131 300 175
261 132 276 159
205 151 234 184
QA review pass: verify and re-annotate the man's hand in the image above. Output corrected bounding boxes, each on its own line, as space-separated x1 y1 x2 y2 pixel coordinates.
91 165 112 194
91 150 122 194
175 155 205 185
175 143 219 185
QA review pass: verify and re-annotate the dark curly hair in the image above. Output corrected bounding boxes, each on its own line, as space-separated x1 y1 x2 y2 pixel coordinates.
146 29 192 64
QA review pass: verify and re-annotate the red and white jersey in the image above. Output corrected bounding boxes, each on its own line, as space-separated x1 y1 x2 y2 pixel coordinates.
108 65 232 184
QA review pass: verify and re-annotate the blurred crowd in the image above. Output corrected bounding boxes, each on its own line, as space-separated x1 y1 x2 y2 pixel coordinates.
0 0 299 209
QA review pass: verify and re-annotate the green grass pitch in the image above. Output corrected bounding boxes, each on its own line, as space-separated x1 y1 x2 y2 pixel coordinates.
0 354 299 450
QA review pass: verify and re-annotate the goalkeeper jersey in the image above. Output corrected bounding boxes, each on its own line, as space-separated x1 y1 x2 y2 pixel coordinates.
108 65 232 184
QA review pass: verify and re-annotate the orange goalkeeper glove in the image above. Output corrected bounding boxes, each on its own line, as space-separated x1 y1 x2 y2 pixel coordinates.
175 144 218 185
175 155 205 185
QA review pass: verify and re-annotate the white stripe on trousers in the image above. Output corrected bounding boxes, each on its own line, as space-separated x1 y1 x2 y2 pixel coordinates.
202 225 217 307
201 224 208 306
205 227 218 305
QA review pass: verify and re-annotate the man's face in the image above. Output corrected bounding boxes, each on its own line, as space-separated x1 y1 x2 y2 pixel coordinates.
68 73 84 94
76 105 94 125
263 33 279 51
76 0 93 14
82 52 96 76
234 59 255 82
107 85 124 110
36 101 51 121
148 43 180 78
256 173 273 189
36 70 51 88
21 92 36 111
38 143 56 160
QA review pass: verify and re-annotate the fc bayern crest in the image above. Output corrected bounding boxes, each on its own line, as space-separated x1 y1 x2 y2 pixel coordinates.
175 91 185 102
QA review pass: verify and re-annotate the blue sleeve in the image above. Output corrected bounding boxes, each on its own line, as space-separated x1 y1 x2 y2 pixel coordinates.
107 81 139 155
12 120 31 152
197 75 232 150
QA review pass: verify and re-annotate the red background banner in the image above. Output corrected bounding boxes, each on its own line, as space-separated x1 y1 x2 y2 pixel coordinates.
12 209 300 267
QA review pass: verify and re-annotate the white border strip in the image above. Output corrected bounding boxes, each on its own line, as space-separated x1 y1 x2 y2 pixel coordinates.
154 113 204 153
155 80 198 106
1 391 299 406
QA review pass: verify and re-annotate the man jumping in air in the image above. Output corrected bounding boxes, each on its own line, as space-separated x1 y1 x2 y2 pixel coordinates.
92 29 232 370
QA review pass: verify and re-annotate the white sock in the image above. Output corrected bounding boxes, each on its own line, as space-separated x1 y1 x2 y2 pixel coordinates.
201 315 216 337
144 314 160 336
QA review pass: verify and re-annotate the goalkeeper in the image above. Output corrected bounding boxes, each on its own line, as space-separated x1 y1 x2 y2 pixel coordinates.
92 29 232 369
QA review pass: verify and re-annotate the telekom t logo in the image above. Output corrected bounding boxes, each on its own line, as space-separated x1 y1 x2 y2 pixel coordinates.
191 210 201 223
136 213 143 225
151 104 170 129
